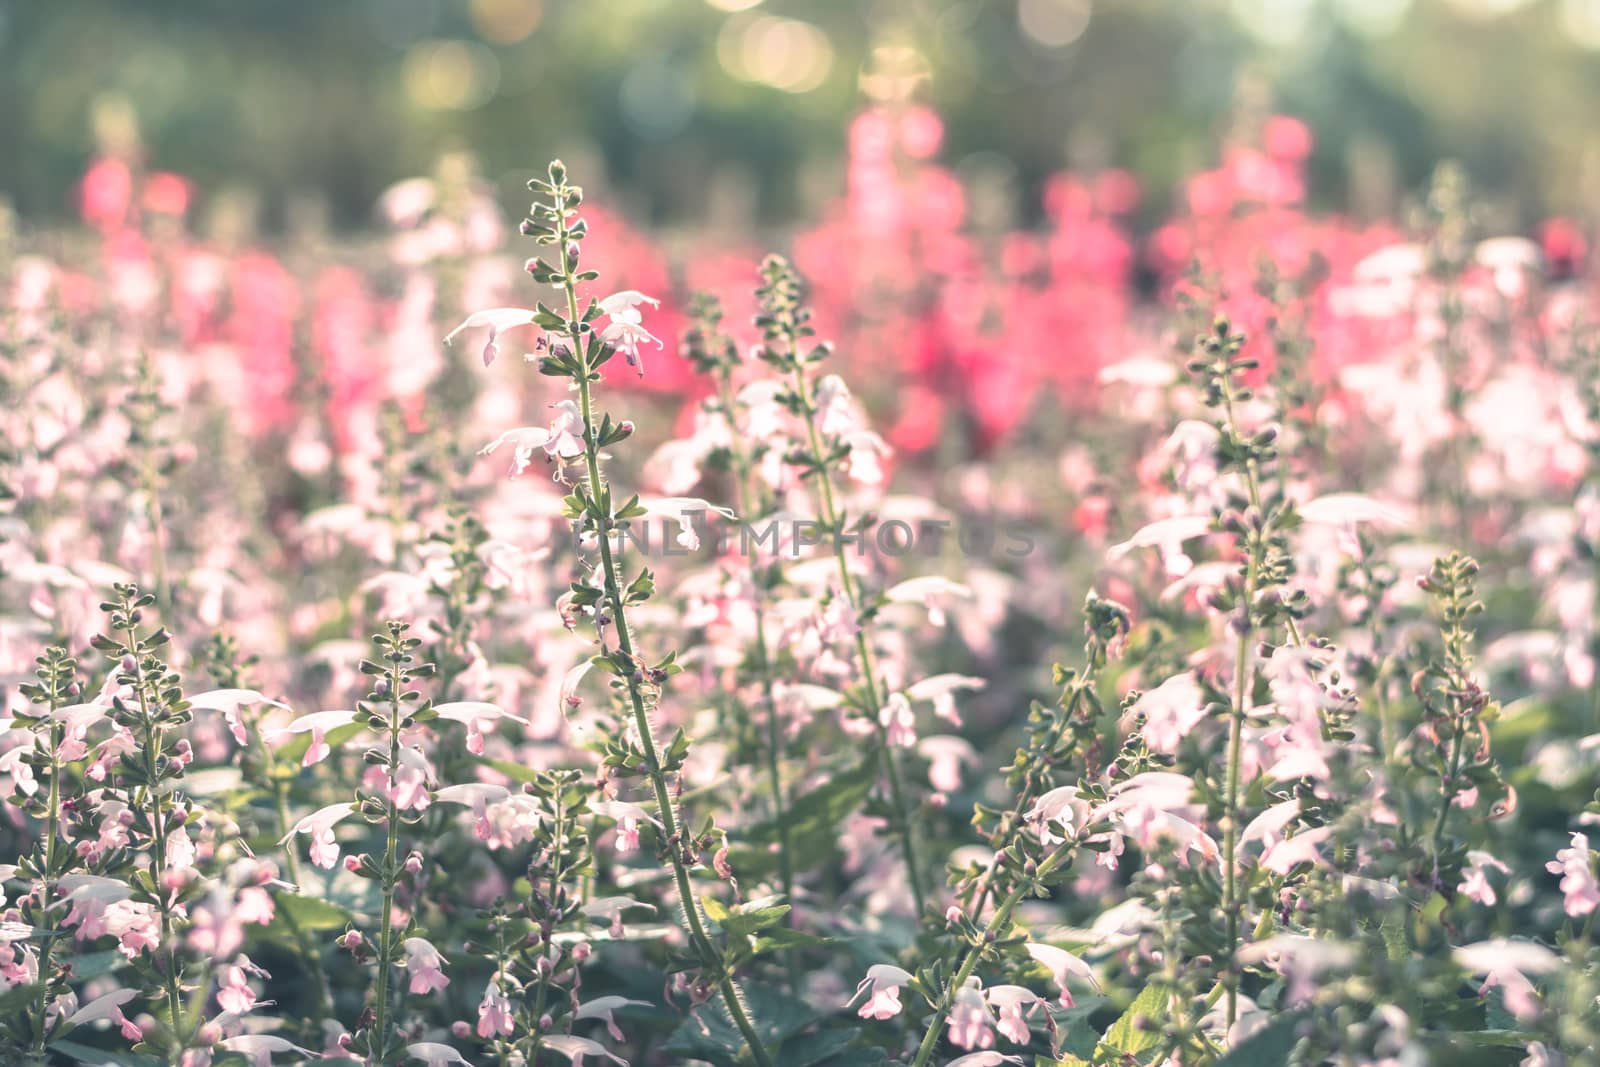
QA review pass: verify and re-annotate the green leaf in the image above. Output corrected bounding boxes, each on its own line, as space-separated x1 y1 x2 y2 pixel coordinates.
478 758 542 786
274 721 363 768
733 760 876 878
1453 1030 1541 1048
721 898 791 939
751 926 831 957
51 1039 164 1067
778 1029 885 1067
1100 981 1168 1057
272 893 354 931
663 983 819 1066
0 981 44 1013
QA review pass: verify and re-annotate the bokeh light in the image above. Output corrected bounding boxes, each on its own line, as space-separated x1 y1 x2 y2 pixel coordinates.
1018 0 1092 48
469 0 543 44
402 39 500 111
717 15 833 93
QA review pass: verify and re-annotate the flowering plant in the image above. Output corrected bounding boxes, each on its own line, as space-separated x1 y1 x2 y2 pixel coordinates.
6 125 1600 1067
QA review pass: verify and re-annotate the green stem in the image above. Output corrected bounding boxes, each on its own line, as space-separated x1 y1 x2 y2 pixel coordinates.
371 672 404 1066
528 790 565 1061
31 718 63 1056
1430 710 1467 873
1221 546 1256 1031
557 225 772 1067
125 645 187 1064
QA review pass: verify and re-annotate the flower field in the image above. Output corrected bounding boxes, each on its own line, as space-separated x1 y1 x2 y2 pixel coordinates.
5 107 1600 1067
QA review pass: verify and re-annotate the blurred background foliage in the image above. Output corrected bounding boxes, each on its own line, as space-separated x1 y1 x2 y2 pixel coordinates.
5 0 1600 235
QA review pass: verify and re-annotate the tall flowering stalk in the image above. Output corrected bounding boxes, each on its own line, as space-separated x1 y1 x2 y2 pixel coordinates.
753 254 930 918
97 583 195 1062
1185 316 1308 1028
1413 553 1495 877
458 160 774 1066
343 622 437 1066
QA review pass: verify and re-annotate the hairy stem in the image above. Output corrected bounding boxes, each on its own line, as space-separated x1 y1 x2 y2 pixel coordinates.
556 215 773 1067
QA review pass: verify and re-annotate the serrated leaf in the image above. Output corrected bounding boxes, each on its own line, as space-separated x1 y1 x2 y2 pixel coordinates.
1100 981 1168 1057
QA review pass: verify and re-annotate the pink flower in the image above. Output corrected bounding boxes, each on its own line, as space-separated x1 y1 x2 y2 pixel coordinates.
432 701 508 756
1459 851 1511 907
280 802 356 870
546 400 587 460
581 896 655 939
274 709 358 768
1025 943 1095 1007
217 956 270 1015
880 692 917 748
917 735 978 793
1454 940 1561 1022
946 978 995 1050
884 576 972 629
1109 514 1213 578
103 900 161 958
477 981 514 1038
1238 935 1356 1006
478 426 556 477
403 937 450 994
591 801 659 854
67 989 142 1042
1028 786 1088 847
853 963 913 1020
1546 833 1599 917
983 985 1041 1044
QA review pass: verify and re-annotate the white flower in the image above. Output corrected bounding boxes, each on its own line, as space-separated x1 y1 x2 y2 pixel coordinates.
574 995 651 1042
445 307 539 367
1109 514 1213 577
407 1041 474 1067
546 400 587 460
598 290 661 378
218 1035 318 1067
540 1034 628 1065
1125 672 1207 754
905 674 986 726
884 576 972 627
1025 943 1095 1007
642 498 738 552
478 426 555 477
